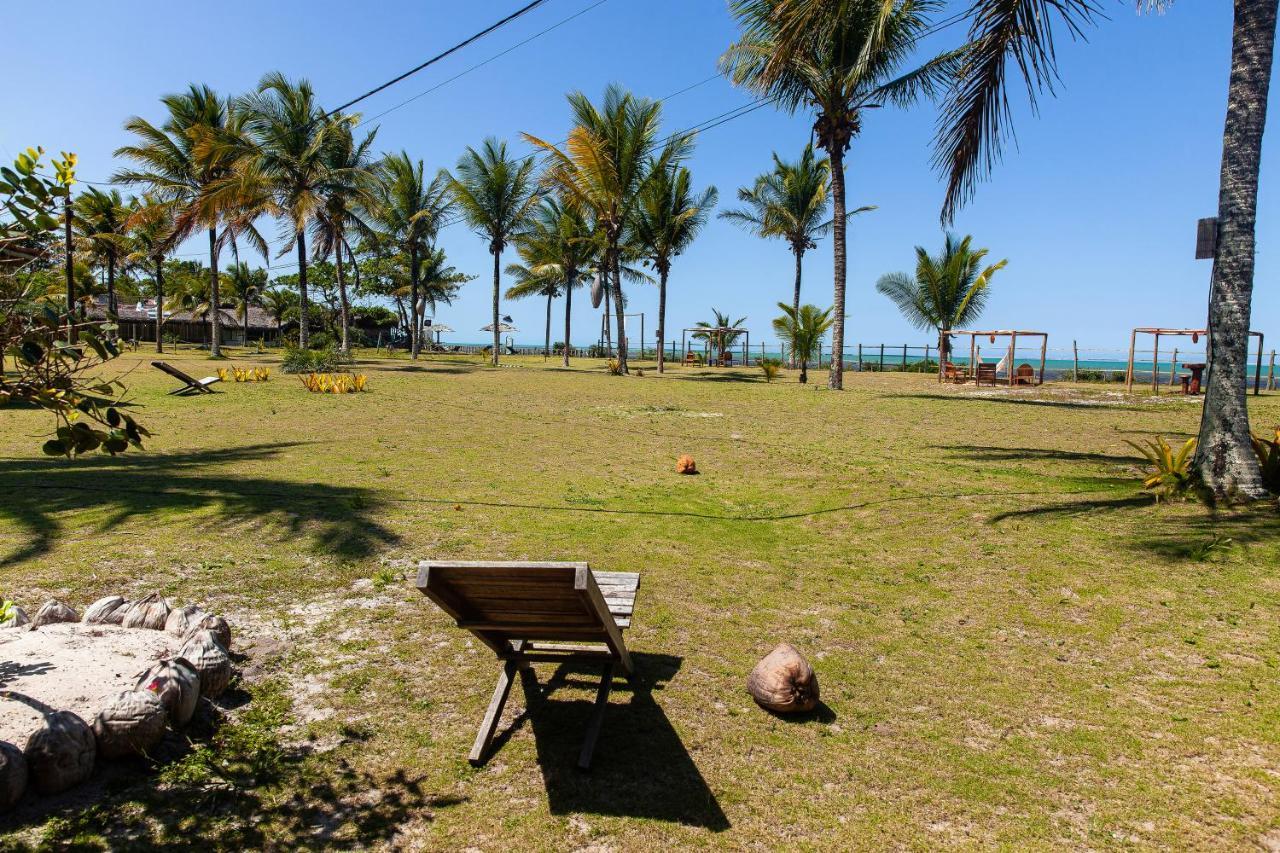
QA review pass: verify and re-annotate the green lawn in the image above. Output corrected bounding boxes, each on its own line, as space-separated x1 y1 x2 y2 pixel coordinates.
2 349 1279 849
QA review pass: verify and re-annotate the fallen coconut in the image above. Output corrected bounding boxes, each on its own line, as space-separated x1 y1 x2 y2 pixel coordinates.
0 607 29 629
178 638 232 699
25 710 95 795
182 614 231 651
83 595 128 625
164 605 205 638
0 741 26 812
676 454 698 475
121 593 170 630
747 642 820 714
92 690 168 759
136 657 200 727
32 599 78 627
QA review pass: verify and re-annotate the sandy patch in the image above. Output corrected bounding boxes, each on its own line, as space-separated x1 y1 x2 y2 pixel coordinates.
0 624 177 745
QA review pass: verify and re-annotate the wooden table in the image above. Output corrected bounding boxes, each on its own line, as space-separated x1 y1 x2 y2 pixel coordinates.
1182 362 1206 394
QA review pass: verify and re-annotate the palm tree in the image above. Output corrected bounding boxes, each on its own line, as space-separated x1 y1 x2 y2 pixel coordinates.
514 195 597 367
312 123 378 354
632 161 717 374
504 262 561 357
219 72 351 349
722 0 960 390
525 85 687 374
875 234 1006 380
226 261 268 343
772 302 835 383
444 138 539 366
73 187 129 320
259 286 297 341
114 84 253 358
693 309 748 365
124 197 175 353
415 247 472 345
369 152 452 358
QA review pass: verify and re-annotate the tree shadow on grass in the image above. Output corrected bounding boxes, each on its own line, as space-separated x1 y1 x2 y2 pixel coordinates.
889 392 1156 412
664 370 762 384
932 444 1144 465
504 653 729 831
0 443 398 568
380 363 481 375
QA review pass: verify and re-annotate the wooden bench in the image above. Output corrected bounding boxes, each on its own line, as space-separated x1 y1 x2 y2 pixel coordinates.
416 560 639 770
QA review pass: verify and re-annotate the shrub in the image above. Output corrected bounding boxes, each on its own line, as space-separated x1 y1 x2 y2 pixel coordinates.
902 358 939 373
282 346 338 374
760 358 783 382
299 373 368 394
1126 436 1197 502
606 359 623 376
1251 426 1280 494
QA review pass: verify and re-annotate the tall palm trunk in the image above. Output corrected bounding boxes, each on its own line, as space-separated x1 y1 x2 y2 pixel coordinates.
799 358 808 384
154 259 165 354
827 145 847 389
657 266 669 374
337 240 350 354
602 283 611 352
937 326 949 383
106 252 117 321
491 250 501 366
296 234 309 349
545 285 555 350
409 244 420 359
64 196 76 343
612 252 628 374
563 272 575 367
1193 0 1278 501
791 247 804 368
208 227 221 357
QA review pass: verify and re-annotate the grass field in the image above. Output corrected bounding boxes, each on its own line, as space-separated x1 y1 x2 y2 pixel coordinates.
2 348 1279 850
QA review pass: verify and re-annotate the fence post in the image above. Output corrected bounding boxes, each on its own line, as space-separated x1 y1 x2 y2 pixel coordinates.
818 341 823 369
1269 349 1276 391
857 343 862 372
1072 340 1079 383
879 343 885 371
1168 347 1179 386
902 343 908 372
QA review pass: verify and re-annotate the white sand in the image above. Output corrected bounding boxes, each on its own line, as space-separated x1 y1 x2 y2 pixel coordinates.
0 623 178 746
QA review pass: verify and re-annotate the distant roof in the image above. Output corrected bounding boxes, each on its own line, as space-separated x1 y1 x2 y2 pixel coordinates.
86 296 275 328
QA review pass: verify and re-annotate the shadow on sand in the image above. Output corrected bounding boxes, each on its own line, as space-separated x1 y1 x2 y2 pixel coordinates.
0 443 398 567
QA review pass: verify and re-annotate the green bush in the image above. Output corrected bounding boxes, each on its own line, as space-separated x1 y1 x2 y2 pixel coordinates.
282 345 337 374
902 358 939 373
760 358 783 382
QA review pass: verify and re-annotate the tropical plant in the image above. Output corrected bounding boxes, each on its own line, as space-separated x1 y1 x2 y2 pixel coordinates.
513 195 597 367
123 196 176 353
367 152 454 358
259 285 297 338
1250 427 1280 493
444 138 539 366
772 302 834 383
281 344 339 374
722 0 960 389
1126 436 1198 502
631 160 717 373
504 261 561 358
760 358 783 382
73 187 130 319
225 261 268 340
526 85 688 374
876 233 1006 380
694 309 748 365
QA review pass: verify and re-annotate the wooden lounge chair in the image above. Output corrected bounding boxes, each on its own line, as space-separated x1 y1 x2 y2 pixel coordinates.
151 361 221 396
416 560 639 770
975 362 998 386
1013 363 1036 386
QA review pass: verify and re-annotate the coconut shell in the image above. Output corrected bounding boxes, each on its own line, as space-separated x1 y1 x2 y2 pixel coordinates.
83 595 128 625
182 614 231 651
32 599 78 627
25 711 95 795
0 741 27 812
746 643 820 714
178 639 232 699
121 593 170 630
164 605 205 638
92 690 167 759
136 657 200 727
676 454 697 475
0 607 29 629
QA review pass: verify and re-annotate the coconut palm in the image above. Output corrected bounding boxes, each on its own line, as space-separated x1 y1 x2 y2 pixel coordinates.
722 0 960 390
113 84 256 357
444 138 539 366
123 197 176 353
415 247 472 345
513 196 597 367
225 261 268 342
772 302 835 383
368 152 453 358
504 262 561 357
631 162 717 373
693 309 748 365
312 123 378 354
525 85 687 374
73 187 129 319
260 286 297 339
876 234 1006 380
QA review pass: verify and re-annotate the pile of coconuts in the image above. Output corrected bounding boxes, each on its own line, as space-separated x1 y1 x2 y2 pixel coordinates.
0 593 236 811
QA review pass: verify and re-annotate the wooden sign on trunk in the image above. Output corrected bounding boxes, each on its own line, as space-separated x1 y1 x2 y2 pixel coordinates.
1196 217 1218 259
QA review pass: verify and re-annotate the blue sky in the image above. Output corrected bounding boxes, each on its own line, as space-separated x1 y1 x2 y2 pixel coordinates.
6 0 1276 356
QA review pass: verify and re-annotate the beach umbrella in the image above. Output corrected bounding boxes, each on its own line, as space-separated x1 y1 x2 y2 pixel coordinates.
480 321 518 333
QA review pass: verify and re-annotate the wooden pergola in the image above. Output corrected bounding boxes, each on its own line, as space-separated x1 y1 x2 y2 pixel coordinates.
1125 327 1266 395
951 329 1049 386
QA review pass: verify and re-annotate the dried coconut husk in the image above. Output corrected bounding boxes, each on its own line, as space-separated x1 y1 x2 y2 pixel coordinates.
178 639 232 699
0 741 26 812
83 595 128 625
136 657 200 727
121 593 170 630
92 690 167 759
746 643 820 714
676 454 698 475
164 605 205 638
182 614 231 651
32 599 78 627
0 607 29 629
25 711 95 795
